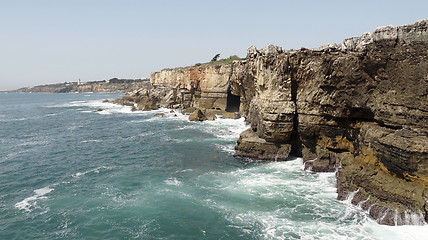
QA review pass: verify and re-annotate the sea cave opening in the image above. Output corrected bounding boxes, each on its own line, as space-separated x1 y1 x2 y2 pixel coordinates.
226 89 240 112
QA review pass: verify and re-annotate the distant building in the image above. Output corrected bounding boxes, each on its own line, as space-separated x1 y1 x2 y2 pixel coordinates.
78 79 81 85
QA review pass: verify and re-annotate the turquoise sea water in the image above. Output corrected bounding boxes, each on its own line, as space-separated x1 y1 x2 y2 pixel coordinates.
1 92 427 240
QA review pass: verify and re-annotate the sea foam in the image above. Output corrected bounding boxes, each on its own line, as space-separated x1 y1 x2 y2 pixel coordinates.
201 117 248 141
198 158 428 239
15 186 54 212
72 166 113 178
164 177 182 186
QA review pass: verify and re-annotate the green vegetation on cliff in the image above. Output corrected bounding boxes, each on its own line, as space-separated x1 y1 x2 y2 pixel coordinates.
194 55 244 67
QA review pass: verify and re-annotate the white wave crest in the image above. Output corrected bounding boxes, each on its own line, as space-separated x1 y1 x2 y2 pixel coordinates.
199 159 404 240
80 139 103 143
201 117 249 141
141 108 189 122
55 99 135 115
214 143 236 154
164 178 182 186
378 224 428 240
72 166 113 178
15 186 54 212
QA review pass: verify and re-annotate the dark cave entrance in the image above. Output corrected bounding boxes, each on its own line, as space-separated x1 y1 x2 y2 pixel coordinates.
226 89 240 112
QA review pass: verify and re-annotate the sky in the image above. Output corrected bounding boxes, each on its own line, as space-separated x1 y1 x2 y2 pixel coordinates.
1 0 427 91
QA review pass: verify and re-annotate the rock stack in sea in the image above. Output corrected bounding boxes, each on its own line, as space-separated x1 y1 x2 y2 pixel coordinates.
117 20 428 225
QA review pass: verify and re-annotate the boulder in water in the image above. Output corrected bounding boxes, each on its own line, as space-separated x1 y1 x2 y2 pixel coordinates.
188 109 207 121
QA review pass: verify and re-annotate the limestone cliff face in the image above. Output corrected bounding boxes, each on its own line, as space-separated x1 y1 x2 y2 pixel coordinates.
150 64 233 111
230 52 296 160
125 20 428 225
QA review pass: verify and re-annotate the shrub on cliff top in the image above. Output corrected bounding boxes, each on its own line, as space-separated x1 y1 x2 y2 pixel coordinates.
211 53 221 62
210 55 243 64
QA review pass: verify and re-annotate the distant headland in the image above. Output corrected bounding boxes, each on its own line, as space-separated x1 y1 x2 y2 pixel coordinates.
11 78 151 93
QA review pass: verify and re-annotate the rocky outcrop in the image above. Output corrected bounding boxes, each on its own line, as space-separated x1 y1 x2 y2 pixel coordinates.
232 20 428 225
149 64 234 111
117 62 243 121
188 109 207 121
340 19 428 52
121 20 428 225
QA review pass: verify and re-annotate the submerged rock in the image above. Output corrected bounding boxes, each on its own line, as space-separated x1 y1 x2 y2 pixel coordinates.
182 107 197 115
154 113 165 117
221 112 240 119
203 110 217 121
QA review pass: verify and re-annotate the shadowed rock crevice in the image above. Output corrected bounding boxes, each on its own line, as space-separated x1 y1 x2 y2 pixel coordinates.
226 89 240 112
290 68 302 157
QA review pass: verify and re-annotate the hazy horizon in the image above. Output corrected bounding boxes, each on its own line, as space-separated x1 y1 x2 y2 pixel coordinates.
1 0 427 91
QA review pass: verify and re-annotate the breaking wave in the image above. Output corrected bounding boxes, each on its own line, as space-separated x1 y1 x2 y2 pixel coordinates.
15 186 54 212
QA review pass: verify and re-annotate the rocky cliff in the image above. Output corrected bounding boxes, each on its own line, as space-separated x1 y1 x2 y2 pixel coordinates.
118 63 241 118
122 20 428 225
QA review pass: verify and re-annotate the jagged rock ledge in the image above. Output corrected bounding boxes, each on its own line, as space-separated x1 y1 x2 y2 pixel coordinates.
117 20 428 225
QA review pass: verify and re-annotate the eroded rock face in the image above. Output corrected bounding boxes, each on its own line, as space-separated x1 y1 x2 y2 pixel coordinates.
240 20 427 225
149 64 233 111
236 20 428 225
119 19 428 225
340 19 428 52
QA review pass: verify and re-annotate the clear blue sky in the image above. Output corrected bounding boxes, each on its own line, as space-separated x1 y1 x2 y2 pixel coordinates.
1 0 427 91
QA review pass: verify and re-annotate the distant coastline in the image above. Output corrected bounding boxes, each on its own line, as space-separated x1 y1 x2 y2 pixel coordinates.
11 78 151 93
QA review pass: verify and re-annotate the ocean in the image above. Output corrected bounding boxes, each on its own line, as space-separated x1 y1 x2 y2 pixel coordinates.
0 92 427 240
